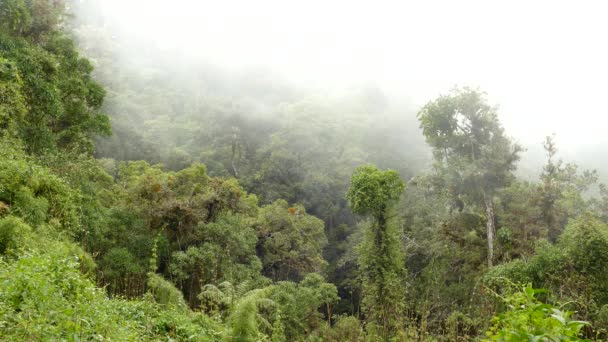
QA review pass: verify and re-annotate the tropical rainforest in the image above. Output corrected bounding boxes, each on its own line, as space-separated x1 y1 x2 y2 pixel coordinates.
1 1 607 341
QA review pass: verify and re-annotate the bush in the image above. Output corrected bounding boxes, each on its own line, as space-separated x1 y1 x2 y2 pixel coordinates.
484 285 590 341
0 248 222 340
321 315 364 342
147 272 188 309
0 216 31 255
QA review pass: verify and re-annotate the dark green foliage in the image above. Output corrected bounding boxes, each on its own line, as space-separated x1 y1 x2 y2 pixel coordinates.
88 160 265 304
169 215 262 292
255 199 328 281
418 87 522 267
0 0 110 154
1 1 607 339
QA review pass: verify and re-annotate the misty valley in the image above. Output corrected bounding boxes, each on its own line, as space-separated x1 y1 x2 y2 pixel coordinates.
1 0 607 341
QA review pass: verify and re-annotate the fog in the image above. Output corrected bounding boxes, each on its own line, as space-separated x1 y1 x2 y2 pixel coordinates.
90 0 606 144
75 0 608 177
5 1 608 336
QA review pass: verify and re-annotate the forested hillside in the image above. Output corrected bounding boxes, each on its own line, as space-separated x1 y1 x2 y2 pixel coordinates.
1 1 607 341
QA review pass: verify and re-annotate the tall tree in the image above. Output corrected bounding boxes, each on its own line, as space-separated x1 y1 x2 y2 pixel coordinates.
538 135 598 242
255 199 328 281
417 88 521 266
0 0 110 154
346 164 405 338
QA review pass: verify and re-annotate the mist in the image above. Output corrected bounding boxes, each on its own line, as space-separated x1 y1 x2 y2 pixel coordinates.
81 0 607 143
70 0 608 180
5 1 608 338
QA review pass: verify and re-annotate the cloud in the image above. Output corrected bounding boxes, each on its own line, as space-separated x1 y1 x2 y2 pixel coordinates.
91 0 608 145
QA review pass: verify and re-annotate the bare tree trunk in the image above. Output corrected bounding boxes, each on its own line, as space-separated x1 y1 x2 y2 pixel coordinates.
230 131 239 177
484 195 496 267
231 159 238 177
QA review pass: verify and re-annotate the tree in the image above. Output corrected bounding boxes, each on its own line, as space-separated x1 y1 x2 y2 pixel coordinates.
0 57 26 135
346 164 405 338
169 215 263 306
417 87 522 266
0 0 110 154
538 135 598 242
255 200 328 281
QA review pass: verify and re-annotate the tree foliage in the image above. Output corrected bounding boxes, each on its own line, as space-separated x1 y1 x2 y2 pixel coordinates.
1 2 607 340
485 285 589 341
418 87 522 266
347 164 406 338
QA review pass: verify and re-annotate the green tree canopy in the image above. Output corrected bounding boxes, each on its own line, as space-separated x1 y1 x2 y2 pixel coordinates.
347 164 406 339
417 87 522 266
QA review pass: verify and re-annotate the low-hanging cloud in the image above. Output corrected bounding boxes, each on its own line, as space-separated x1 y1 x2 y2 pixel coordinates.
84 0 608 151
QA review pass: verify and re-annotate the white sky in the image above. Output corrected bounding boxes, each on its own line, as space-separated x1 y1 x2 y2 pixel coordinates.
97 0 608 147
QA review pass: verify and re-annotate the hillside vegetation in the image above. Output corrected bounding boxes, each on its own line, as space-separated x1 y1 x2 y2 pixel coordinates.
1 1 607 341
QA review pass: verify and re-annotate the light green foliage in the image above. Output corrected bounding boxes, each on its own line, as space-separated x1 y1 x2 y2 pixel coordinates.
347 164 406 338
0 138 79 233
0 248 134 340
486 215 608 338
0 215 33 258
300 273 340 321
0 57 26 133
0 0 32 36
226 287 276 342
147 272 188 310
269 273 339 340
357 210 407 338
71 9 428 338
0 0 65 39
313 315 364 342
485 285 589 341
0 248 222 341
217 274 339 341
199 281 254 316
487 215 608 299
346 164 404 218
559 215 608 299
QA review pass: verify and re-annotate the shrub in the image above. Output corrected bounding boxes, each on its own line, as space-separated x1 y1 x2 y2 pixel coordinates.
484 284 590 341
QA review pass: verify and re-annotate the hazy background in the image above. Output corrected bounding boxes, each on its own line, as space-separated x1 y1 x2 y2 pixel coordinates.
76 0 608 176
